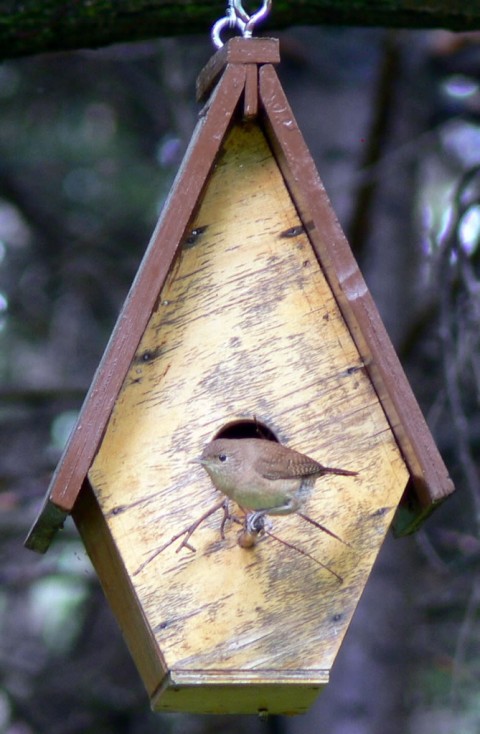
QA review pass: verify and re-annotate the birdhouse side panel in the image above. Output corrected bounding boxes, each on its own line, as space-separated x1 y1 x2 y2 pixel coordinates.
72 481 168 696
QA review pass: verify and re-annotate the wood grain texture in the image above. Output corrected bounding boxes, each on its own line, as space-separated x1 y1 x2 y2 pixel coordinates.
259 63 454 521
87 122 409 713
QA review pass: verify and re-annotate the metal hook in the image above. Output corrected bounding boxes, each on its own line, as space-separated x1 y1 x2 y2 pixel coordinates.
231 0 250 23
242 0 272 38
211 0 272 49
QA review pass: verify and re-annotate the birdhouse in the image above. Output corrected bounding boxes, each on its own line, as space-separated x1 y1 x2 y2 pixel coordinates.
25 38 454 716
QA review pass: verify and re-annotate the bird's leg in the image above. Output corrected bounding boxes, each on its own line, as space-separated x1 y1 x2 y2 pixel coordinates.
236 511 273 548
246 510 268 534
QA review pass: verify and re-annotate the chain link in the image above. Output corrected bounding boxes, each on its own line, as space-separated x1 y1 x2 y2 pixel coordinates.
211 0 272 49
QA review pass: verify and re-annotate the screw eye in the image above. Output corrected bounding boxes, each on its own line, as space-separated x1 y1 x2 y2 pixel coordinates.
218 453 227 462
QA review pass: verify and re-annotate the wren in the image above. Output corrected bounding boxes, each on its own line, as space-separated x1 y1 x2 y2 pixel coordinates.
196 438 357 520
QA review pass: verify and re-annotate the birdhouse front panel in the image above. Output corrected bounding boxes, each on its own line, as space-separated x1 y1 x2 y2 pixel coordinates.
82 119 409 714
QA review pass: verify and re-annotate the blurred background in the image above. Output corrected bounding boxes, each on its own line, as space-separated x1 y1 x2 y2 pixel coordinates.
1 23 480 734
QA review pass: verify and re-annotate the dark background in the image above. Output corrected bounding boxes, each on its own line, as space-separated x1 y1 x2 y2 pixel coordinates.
1 24 480 734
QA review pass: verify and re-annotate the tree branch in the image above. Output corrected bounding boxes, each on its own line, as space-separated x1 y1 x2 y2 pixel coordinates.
0 1 478 60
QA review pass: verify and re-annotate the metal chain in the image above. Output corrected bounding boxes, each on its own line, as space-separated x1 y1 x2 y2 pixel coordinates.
211 0 272 49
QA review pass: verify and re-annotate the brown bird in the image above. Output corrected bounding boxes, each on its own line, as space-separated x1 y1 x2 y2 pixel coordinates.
196 438 357 519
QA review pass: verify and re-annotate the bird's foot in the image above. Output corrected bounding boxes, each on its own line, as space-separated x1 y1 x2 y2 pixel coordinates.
237 511 273 549
246 510 273 534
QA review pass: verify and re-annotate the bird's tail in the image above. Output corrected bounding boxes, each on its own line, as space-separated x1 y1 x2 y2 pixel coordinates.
323 466 358 477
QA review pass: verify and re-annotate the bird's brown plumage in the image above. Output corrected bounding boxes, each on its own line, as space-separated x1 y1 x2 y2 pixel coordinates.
197 437 356 515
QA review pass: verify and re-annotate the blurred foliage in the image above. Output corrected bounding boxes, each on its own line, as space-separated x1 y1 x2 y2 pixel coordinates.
0 43 201 387
1 25 480 734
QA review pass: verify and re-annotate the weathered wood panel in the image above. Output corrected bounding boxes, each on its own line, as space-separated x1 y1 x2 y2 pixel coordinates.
88 121 409 713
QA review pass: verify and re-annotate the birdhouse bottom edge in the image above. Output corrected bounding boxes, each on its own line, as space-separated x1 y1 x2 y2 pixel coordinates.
151 669 329 715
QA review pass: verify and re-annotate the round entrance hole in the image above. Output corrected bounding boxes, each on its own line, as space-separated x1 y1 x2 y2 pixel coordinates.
212 418 278 442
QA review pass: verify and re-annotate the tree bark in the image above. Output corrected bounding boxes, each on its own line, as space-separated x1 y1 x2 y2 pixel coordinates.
0 0 477 60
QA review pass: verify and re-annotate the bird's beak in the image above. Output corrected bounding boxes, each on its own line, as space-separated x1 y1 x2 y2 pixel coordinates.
190 456 205 465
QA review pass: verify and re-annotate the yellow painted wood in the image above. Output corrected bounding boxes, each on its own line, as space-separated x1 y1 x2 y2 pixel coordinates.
87 121 409 714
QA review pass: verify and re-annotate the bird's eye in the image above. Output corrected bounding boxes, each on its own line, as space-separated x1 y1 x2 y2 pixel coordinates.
218 453 227 462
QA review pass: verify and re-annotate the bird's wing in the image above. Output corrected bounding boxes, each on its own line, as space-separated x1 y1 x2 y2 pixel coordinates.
254 447 322 480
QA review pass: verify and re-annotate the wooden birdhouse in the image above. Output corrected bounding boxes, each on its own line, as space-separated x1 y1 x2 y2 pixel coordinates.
25 38 454 716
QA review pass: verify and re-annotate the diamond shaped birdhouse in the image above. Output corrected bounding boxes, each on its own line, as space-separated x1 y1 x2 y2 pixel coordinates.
25 39 454 716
